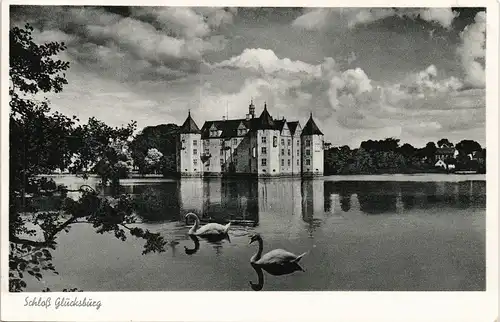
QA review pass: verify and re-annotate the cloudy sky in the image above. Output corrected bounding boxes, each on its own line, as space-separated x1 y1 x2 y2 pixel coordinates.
10 6 486 148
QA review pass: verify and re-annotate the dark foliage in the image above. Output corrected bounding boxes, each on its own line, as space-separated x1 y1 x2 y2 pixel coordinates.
129 123 179 176
324 137 484 175
9 24 167 292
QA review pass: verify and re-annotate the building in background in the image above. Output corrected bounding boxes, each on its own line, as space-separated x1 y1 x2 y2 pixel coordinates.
176 101 324 177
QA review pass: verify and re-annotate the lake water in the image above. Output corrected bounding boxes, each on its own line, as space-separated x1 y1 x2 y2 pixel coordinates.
31 174 485 291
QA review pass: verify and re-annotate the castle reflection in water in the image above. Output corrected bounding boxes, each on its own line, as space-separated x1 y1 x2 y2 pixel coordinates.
124 178 486 226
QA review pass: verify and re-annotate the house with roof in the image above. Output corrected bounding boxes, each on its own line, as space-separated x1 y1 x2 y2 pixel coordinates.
435 147 457 162
176 100 324 177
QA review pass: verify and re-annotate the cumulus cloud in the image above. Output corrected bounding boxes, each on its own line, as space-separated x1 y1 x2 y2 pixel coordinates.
291 8 331 30
328 68 373 110
418 8 458 29
457 11 486 88
209 47 477 141
292 8 459 30
13 6 235 84
212 48 326 76
131 7 236 39
402 64 463 94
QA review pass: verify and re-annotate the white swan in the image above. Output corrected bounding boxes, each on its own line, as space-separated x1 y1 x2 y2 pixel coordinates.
185 212 231 237
249 233 306 275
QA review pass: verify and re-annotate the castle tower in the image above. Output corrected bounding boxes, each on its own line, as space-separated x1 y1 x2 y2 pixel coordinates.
177 110 202 177
301 113 324 176
256 103 280 176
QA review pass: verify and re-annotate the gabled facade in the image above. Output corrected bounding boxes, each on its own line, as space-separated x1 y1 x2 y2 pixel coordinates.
176 101 324 177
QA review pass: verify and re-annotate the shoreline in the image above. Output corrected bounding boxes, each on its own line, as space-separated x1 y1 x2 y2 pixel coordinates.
41 173 486 183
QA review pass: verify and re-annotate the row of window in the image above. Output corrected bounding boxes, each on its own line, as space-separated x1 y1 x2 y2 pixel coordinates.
184 138 312 149
210 130 248 137
199 158 310 167
261 158 310 166
261 136 308 146
195 147 310 158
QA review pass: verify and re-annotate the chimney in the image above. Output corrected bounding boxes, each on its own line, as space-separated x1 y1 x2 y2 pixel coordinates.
246 114 250 121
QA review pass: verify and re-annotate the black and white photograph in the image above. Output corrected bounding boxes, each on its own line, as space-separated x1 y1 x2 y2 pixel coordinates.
1 2 498 321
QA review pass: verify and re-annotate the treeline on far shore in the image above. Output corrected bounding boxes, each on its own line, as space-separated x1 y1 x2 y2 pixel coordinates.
324 138 486 175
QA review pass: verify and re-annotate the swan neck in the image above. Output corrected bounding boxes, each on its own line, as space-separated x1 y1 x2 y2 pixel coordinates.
255 238 263 261
189 214 200 230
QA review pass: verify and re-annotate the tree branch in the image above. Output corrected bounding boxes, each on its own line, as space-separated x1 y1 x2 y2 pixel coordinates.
11 215 79 248
10 235 54 248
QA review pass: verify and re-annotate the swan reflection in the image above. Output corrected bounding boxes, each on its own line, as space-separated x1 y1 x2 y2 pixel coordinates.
184 231 231 256
249 263 264 291
184 235 200 255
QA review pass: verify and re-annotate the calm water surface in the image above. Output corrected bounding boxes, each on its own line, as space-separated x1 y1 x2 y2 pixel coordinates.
34 175 485 291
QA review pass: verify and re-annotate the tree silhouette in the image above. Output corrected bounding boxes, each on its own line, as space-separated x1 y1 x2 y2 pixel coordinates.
9 24 166 292
437 138 454 148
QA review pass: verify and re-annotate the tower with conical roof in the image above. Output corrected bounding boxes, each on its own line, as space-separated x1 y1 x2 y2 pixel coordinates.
301 112 324 176
177 110 202 177
255 102 280 176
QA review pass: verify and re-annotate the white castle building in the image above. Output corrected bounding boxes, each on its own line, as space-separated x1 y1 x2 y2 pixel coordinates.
176 101 324 177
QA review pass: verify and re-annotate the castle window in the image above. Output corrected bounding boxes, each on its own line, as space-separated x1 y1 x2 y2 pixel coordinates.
281 138 285 145
234 148 238 156
288 159 291 166
288 149 291 156
297 150 299 156
204 148 209 154
182 137 186 143
273 136 277 147
193 149 198 155
306 139 311 147
233 138 237 145
193 159 198 165
296 140 300 146
281 149 284 155
288 139 291 145
281 159 284 166
306 149 310 156
193 140 198 146
220 158 224 165
220 149 223 155
306 159 311 165
261 147 267 155
261 159 267 166
261 137 267 144
297 159 299 166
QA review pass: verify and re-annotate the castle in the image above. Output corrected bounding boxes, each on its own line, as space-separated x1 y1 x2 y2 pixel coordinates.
176 101 324 177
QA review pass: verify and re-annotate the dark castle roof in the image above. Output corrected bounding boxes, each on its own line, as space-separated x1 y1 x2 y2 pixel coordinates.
199 103 314 138
179 111 201 134
255 105 275 130
274 119 286 131
301 113 323 136
201 119 256 138
287 121 299 135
